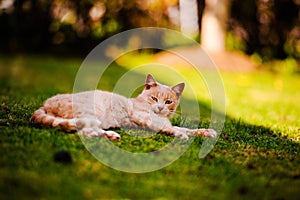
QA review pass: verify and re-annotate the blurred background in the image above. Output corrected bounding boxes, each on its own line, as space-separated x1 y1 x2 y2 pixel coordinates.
1 1 300 199
0 0 299 67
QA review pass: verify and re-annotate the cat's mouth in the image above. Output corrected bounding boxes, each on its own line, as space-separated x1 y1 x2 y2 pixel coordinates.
153 109 168 117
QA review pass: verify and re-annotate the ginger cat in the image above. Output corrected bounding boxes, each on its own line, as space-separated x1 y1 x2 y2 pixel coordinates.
31 74 216 140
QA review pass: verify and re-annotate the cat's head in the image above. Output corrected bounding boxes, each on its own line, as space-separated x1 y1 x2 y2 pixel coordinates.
140 74 185 118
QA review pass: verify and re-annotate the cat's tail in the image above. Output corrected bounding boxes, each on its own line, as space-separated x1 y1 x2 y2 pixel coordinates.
30 107 77 132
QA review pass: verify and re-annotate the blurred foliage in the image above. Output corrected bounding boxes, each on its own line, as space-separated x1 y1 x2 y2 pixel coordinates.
229 0 300 61
0 0 173 56
0 0 299 61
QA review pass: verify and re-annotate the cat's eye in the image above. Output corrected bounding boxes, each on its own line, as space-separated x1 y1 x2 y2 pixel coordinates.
151 96 158 102
165 100 172 104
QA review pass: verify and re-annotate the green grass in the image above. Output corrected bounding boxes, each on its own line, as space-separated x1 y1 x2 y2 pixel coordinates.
0 55 300 199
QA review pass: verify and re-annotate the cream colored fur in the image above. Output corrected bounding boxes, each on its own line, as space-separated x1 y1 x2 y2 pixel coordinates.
31 74 216 140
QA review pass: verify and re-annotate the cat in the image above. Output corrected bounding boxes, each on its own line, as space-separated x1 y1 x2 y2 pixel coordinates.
30 74 216 141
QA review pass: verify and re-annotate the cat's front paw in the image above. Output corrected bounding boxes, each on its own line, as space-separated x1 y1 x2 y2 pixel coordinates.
174 131 189 140
78 127 100 138
195 129 217 138
104 131 121 141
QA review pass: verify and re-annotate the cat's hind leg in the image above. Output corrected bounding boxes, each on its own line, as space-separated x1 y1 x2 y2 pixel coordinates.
76 118 120 141
31 107 77 132
31 108 120 141
78 128 120 141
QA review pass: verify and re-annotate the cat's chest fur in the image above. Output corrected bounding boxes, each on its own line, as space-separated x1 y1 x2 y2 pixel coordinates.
71 90 156 129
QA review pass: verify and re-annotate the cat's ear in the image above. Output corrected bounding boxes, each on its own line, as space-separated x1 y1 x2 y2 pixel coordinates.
145 74 157 90
172 83 185 97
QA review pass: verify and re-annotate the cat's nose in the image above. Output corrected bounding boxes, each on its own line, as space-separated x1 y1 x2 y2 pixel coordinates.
158 105 164 111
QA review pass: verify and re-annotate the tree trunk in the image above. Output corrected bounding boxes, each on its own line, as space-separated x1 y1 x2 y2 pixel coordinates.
201 0 230 52
179 0 199 39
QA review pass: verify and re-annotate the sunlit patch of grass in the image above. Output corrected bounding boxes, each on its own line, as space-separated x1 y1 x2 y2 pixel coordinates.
222 71 300 137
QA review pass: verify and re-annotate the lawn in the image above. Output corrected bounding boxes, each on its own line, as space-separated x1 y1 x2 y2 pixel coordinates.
0 55 299 199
